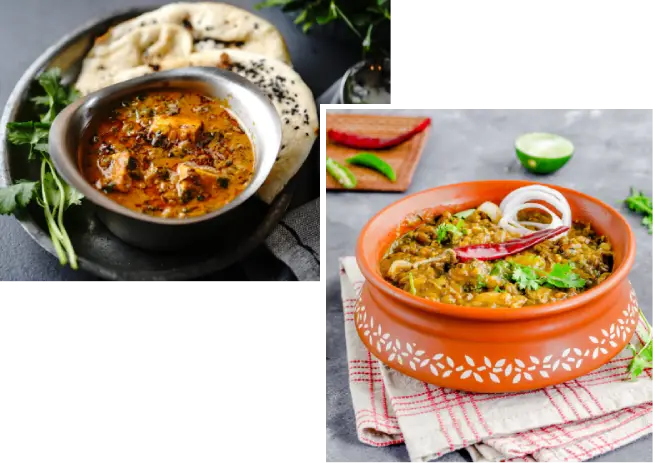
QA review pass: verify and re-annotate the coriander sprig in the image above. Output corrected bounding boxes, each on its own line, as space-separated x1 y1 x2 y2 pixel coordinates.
623 188 653 234
0 68 82 268
503 262 586 292
435 219 466 244
256 0 390 54
627 308 653 381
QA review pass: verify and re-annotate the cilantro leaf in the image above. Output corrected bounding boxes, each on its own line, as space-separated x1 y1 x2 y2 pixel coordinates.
627 308 653 381
511 264 541 291
33 68 77 123
624 188 653 234
642 215 653 233
491 260 511 279
542 263 586 289
476 274 487 291
0 180 39 214
436 222 463 244
6 121 50 159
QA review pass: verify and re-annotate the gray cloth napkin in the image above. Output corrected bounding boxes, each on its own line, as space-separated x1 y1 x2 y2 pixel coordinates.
264 198 320 281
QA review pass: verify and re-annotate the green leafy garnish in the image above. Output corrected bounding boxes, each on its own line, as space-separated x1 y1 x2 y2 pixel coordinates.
507 262 586 291
33 68 79 123
491 260 512 279
0 67 82 269
255 0 390 54
436 221 464 244
542 263 586 289
0 180 39 214
476 274 487 291
627 308 653 381
408 272 417 295
511 264 542 291
494 286 502 293
6 122 50 159
624 188 653 234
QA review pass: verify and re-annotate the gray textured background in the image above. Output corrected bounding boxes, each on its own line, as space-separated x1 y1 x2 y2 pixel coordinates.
326 109 653 462
0 0 355 280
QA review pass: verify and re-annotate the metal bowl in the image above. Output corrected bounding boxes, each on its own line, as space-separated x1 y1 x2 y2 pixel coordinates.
49 67 282 250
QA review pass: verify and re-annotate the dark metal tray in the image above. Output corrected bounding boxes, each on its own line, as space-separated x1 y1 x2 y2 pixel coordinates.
0 7 303 280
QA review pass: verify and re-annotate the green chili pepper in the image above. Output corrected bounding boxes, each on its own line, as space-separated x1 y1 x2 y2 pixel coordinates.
326 157 357 189
345 152 397 182
408 272 417 295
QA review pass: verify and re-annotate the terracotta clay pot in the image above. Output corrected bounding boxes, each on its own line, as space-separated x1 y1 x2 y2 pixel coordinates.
355 180 638 393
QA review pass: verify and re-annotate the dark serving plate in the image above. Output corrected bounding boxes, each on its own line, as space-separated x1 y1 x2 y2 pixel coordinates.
0 7 308 280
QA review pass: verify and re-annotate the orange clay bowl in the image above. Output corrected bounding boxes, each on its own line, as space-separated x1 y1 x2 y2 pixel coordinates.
355 180 638 393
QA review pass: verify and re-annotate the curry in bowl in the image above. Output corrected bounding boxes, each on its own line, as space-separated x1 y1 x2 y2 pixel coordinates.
380 186 614 308
80 90 254 218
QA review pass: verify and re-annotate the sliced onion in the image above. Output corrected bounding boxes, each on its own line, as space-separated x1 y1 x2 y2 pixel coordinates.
477 201 502 223
497 185 571 241
387 260 413 277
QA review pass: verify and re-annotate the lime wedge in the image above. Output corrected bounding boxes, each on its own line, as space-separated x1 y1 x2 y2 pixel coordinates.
515 133 574 174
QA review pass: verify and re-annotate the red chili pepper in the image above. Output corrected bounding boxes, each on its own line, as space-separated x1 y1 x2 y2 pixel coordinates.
454 226 569 262
327 117 431 149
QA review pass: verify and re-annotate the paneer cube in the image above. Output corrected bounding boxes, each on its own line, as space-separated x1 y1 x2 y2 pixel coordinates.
176 162 221 202
177 162 220 183
104 150 133 193
149 115 203 142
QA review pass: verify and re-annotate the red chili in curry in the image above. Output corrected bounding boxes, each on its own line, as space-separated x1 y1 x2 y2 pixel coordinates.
80 90 254 218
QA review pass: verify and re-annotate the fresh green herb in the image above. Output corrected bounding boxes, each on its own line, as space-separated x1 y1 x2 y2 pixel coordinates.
6 122 50 159
542 263 586 289
255 0 390 54
31 68 79 124
476 275 487 291
491 260 512 280
494 286 502 293
624 188 653 234
0 180 39 214
345 152 396 182
0 68 82 269
507 262 586 291
511 264 542 291
436 221 464 244
408 272 417 295
627 308 653 381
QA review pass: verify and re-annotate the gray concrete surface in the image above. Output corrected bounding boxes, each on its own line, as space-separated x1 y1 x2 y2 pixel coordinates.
0 0 356 280
326 109 653 462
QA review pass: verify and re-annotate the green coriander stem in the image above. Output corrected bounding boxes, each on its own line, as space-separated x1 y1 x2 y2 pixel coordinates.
40 158 67 265
45 158 78 269
332 3 362 39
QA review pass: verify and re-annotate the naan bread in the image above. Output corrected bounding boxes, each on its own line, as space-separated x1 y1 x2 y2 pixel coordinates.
82 50 317 204
76 24 194 95
93 2 288 61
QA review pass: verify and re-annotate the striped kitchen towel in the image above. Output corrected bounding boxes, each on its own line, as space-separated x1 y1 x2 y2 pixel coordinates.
339 257 653 462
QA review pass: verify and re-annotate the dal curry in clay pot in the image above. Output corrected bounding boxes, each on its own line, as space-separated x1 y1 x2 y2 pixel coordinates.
355 180 638 392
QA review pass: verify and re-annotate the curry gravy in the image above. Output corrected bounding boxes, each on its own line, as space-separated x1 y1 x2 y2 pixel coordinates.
80 90 254 218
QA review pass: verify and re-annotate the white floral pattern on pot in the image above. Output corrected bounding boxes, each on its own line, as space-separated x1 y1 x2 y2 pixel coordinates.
355 288 639 384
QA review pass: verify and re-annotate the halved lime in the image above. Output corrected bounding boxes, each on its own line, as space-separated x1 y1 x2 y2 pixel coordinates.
515 133 574 174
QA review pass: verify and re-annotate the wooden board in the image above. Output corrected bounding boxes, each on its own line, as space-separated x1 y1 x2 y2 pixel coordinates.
325 114 431 192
